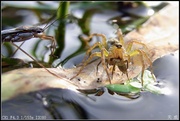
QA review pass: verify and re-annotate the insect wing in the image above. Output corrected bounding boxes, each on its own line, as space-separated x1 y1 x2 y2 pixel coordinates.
1 28 23 35
2 29 23 42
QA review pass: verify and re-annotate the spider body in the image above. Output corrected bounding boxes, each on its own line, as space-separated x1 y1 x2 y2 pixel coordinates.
70 29 155 85
107 38 130 80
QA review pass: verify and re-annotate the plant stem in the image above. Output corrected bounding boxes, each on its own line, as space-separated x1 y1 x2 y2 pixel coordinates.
49 1 70 64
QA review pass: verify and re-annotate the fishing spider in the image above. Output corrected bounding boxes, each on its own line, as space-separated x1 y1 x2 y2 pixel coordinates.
70 29 154 85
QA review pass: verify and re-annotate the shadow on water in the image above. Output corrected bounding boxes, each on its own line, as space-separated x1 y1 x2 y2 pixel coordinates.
2 52 179 119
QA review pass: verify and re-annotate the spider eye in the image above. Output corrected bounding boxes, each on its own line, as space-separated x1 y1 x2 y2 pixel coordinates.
116 44 122 48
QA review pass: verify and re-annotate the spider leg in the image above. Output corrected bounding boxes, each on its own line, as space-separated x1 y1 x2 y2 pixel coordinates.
71 33 111 83
79 33 109 75
116 29 125 46
81 42 104 66
126 40 155 85
111 63 116 80
79 33 108 62
137 50 145 86
80 33 108 49
124 60 130 81
140 50 155 81
70 48 111 84
130 50 145 86
129 49 155 86
96 60 102 76
126 40 149 53
88 33 108 48
70 52 102 80
77 41 109 70
101 48 111 84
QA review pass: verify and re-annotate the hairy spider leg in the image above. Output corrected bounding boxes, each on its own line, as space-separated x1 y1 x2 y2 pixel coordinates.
101 48 112 84
70 41 112 84
70 51 111 84
77 33 108 75
117 27 155 86
127 45 155 86
96 60 102 76
126 40 149 53
126 40 154 75
79 42 106 67
116 29 125 46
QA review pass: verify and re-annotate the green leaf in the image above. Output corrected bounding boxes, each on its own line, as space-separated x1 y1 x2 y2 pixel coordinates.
106 84 141 94
106 70 165 95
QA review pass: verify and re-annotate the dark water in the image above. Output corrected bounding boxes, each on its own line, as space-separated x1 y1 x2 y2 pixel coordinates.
2 52 179 120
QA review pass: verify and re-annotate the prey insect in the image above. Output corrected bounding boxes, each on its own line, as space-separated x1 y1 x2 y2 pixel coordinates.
2 25 56 56
1 2 67 79
1 23 60 78
1 1 67 58
70 29 155 86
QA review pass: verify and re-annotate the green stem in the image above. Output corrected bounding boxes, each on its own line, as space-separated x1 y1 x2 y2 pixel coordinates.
49 1 70 64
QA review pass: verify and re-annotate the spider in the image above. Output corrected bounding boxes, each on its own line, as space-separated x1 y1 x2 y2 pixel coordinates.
70 29 155 86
